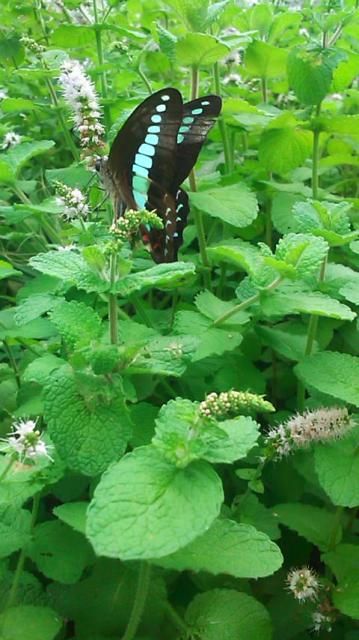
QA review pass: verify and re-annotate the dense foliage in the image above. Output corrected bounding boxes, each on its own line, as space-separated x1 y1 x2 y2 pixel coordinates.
0 0 359 639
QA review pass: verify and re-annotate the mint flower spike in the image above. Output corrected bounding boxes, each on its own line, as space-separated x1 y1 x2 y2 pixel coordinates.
1 132 21 150
2 418 52 462
199 390 275 420
58 59 104 153
110 209 163 242
287 567 320 603
265 407 353 459
54 181 89 221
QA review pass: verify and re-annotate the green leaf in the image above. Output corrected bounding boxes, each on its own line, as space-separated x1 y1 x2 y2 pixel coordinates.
44 367 131 476
0 605 61 640
1 98 39 113
245 40 287 78
29 251 107 294
174 311 242 361
323 544 359 584
28 521 93 584
114 262 196 296
86 445 223 560
256 321 315 361
268 233 329 281
195 290 249 325
23 355 66 386
5 141 55 177
14 294 59 326
190 184 258 228
0 505 31 558
333 581 359 620
0 159 15 183
203 417 260 464
273 503 342 550
314 427 359 507
52 24 94 48
235 493 281 540
186 589 272 640
53 502 88 535
259 127 312 174
126 334 198 376
0 260 21 279
295 352 359 407
50 301 102 348
287 49 332 105
175 33 228 67
156 518 282 577
262 283 355 321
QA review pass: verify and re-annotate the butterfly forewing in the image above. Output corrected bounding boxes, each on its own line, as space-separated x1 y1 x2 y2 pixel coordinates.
107 88 183 211
172 95 222 190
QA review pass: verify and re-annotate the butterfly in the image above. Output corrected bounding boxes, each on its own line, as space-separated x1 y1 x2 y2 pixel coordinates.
96 88 222 263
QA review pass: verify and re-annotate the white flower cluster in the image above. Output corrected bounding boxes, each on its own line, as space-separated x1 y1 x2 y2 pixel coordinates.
55 182 89 221
287 567 320 602
58 59 104 152
265 407 352 459
312 610 333 633
1 132 21 150
3 419 51 461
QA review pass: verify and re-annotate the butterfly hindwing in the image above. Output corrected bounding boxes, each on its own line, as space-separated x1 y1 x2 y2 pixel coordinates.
172 95 222 190
107 88 183 211
141 188 189 263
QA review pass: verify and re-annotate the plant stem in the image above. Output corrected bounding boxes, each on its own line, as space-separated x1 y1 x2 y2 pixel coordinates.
121 562 151 640
213 277 282 326
312 104 322 200
6 493 40 609
213 61 232 173
261 76 267 103
3 340 20 388
92 0 111 130
190 65 199 101
0 457 16 483
164 602 190 636
109 253 118 345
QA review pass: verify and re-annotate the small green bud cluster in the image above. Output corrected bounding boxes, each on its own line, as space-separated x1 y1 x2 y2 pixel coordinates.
265 407 352 459
110 209 163 241
199 390 274 419
20 36 45 55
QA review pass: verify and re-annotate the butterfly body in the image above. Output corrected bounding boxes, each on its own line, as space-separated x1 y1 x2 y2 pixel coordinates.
97 88 221 262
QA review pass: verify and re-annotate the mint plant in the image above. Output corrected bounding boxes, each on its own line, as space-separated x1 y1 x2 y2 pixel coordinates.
0 1 359 639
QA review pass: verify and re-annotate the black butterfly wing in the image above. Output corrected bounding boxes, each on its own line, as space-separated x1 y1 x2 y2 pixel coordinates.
107 88 183 212
171 95 222 190
141 188 189 263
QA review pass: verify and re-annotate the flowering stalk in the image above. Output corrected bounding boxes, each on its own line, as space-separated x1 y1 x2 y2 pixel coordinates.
199 390 274 420
92 0 110 130
265 407 352 459
58 59 105 158
287 567 320 602
54 181 89 221
0 418 52 463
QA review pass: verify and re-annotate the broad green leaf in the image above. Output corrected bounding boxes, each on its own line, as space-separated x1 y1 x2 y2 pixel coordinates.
0 605 61 640
190 184 258 228
249 3 273 38
86 445 223 560
28 521 93 584
273 503 342 550
0 159 15 183
175 33 228 67
0 307 57 341
333 581 359 620
50 300 102 348
0 505 31 558
44 366 131 476
295 352 359 407
314 426 359 507
268 233 328 281
114 262 196 296
235 493 281 540
323 544 359 584
204 417 260 464
125 334 198 376
256 321 316 361
245 40 287 78
261 284 355 321
173 311 243 361
14 294 59 325
259 127 312 174
53 502 88 535
155 518 282 577
0 260 21 279
207 239 261 272
23 355 66 386
321 114 359 136
29 251 107 294
52 24 94 48
186 589 272 640
5 141 55 177
165 0 210 30
287 48 332 105
1 98 38 113
194 290 249 324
